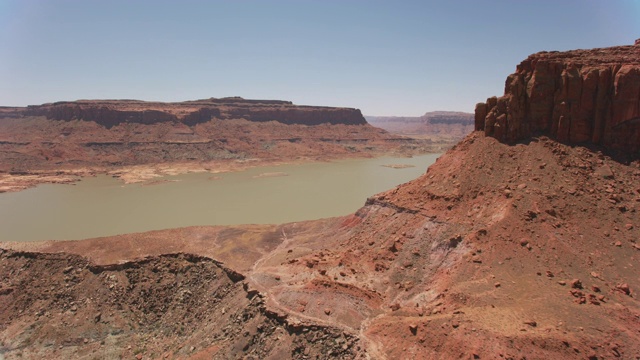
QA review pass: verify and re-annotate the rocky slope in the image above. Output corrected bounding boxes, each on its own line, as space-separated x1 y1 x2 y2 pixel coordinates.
0 97 429 192
248 133 640 359
475 42 640 155
0 250 361 359
366 112 474 142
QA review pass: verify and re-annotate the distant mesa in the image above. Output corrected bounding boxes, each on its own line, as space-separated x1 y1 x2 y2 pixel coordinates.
475 41 640 154
367 111 474 126
366 111 474 139
4 97 368 128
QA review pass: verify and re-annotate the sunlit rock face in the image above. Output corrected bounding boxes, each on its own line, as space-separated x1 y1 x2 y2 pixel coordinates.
475 42 640 154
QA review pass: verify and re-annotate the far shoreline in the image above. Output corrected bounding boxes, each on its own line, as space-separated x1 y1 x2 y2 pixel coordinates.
0 148 442 194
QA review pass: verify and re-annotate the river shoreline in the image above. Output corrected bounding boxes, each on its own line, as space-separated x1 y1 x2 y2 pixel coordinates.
0 153 441 242
0 152 419 194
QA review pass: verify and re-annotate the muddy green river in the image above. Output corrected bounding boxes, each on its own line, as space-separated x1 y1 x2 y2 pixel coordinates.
0 154 440 242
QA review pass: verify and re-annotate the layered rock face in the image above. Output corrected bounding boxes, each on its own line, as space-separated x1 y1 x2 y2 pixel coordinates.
475 42 640 154
22 97 367 128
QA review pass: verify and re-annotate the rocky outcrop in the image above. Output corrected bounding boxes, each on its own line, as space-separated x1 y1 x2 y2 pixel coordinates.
475 41 640 154
19 97 367 128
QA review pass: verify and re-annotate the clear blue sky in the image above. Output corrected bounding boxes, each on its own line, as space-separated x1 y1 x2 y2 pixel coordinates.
1 1 638 116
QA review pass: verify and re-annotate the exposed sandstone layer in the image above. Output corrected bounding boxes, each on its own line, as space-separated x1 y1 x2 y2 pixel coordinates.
475 42 640 154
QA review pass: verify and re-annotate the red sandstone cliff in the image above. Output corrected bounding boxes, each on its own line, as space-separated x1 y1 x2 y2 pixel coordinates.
475 41 640 154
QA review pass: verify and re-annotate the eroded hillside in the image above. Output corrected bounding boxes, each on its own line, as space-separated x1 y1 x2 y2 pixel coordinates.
0 250 361 359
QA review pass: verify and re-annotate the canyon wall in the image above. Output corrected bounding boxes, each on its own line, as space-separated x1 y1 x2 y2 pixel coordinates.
19 97 367 128
475 41 640 154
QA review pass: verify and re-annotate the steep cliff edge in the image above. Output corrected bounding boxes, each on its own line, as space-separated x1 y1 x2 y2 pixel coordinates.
475 41 640 154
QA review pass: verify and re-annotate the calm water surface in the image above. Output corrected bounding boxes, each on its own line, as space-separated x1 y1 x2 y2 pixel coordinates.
0 154 440 241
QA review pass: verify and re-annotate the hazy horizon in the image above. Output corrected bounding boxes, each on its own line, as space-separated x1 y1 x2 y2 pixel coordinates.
1 1 638 116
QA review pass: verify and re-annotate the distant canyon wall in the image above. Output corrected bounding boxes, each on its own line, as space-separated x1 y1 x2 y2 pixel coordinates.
366 111 474 138
8 97 367 128
475 42 640 154
0 98 427 172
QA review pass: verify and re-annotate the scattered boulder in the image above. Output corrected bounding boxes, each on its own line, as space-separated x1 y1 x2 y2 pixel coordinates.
594 165 615 179
616 283 631 296
570 279 583 289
